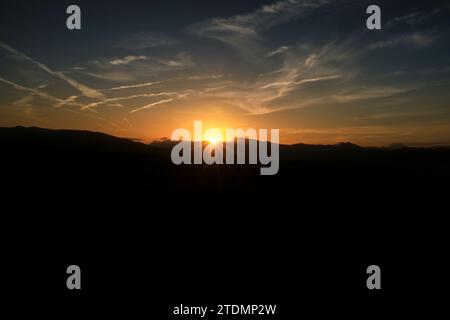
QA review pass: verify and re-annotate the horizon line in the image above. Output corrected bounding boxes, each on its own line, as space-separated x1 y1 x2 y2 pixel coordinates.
2 125 450 149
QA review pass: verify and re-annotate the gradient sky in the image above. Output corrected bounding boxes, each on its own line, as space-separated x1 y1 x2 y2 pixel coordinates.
1 0 450 145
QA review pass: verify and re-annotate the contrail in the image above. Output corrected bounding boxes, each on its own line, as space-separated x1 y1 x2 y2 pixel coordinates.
0 41 105 99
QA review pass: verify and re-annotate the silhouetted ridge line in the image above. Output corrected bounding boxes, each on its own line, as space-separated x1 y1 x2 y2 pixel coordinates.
1 126 450 196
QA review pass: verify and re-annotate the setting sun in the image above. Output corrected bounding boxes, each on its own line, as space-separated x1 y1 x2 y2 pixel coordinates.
203 128 223 145
208 137 219 144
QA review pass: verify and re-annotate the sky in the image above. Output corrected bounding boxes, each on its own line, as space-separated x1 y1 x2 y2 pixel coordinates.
1 0 450 146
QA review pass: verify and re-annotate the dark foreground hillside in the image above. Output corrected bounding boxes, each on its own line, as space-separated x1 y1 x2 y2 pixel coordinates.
1 126 449 198
1 125 449 232
1 126 449 316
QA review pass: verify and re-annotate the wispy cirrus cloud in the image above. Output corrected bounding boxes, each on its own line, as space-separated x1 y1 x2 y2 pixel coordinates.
0 75 64 105
368 33 434 50
81 91 188 110
260 74 342 89
0 74 123 128
75 52 195 83
386 5 450 28
192 0 332 37
110 55 148 65
114 33 178 50
190 0 332 56
0 40 200 120
187 74 224 81
54 95 80 108
130 98 176 113
130 91 194 114
153 52 195 68
331 86 412 103
0 42 105 99
102 81 162 91
266 46 289 57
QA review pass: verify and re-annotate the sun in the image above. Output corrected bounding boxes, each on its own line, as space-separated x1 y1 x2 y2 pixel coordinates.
203 128 223 145
208 137 219 144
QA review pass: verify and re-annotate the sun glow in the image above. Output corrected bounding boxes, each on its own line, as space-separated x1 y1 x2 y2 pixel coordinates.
208 137 219 144
203 128 223 145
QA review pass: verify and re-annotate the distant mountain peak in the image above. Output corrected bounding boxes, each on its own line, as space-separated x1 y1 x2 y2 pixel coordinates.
334 142 362 149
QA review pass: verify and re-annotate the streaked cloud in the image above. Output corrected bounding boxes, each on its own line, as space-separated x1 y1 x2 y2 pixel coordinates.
114 33 178 50
331 87 412 103
130 98 176 113
154 52 195 68
110 55 148 65
0 75 63 104
103 81 162 91
260 75 342 89
0 42 105 99
82 92 180 110
190 0 332 56
266 46 289 57
187 74 224 81
130 91 194 113
54 96 80 108
368 33 433 50
386 6 449 27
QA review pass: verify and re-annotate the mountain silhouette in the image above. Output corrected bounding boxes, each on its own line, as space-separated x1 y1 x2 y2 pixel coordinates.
1 126 449 209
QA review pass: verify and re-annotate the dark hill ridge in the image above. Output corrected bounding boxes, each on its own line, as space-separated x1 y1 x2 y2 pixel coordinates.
0 126 163 155
1 126 450 198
